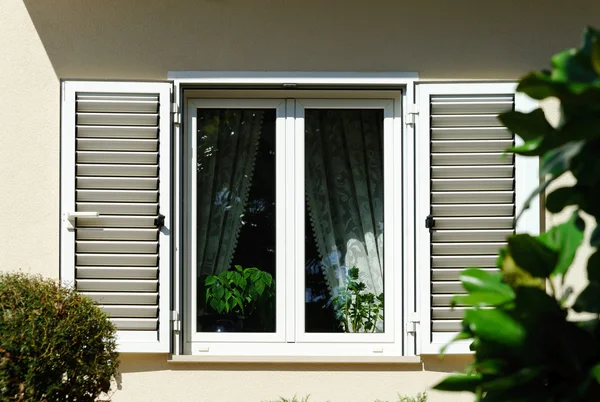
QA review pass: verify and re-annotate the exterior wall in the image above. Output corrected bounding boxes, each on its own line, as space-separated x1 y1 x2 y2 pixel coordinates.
2 0 599 401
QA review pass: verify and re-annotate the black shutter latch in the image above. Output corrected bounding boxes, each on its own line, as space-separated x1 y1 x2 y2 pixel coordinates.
154 214 165 228
425 215 434 230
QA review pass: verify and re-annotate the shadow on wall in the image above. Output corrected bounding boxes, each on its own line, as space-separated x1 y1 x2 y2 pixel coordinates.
22 0 599 80
117 354 471 375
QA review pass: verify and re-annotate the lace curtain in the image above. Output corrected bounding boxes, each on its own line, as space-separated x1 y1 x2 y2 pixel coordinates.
196 109 264 276
305 109 384 297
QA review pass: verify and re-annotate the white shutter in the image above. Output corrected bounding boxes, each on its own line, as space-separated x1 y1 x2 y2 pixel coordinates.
416 82 539 354
60 81 172 353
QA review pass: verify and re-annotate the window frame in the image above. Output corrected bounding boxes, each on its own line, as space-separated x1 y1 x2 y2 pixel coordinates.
176 83 412 357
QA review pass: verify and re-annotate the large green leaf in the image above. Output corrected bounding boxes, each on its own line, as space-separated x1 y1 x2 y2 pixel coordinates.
460 269 514 297
587 251 600 283
537 211 585 276
540 141 584 178
464 309 525 347
433 373 483 392
574 282 600 313
546 186 582 213
499 109 556 142
592 364 600 383
452 269 515 307
593 35 600 75
591 226 600 248
507 234 558 278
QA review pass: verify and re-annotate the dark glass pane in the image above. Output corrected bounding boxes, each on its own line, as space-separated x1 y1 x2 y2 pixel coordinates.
196 108 276 333
304 109 385 333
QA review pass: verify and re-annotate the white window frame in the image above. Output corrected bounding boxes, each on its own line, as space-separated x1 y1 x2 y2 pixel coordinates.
171 73 417 358
187 98 287 344
293 99 397 344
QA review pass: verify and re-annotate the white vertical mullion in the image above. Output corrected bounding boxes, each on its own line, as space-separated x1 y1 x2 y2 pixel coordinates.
383 101 397 347
289 99 301 342
188 100 199 348
60 82 76 287
415 84 433 355
173 84 183 355
277 101 290 341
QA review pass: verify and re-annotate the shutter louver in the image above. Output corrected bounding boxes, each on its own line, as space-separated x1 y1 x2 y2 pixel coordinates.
61 82 171 353
429 94 515 336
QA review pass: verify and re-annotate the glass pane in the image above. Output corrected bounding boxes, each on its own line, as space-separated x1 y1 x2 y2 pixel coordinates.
196 108 276 333
304 109 384 333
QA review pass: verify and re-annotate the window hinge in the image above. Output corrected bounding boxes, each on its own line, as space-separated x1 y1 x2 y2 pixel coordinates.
172 102 181 125
171 310 181 332
406 313 420 334
406 104 419 126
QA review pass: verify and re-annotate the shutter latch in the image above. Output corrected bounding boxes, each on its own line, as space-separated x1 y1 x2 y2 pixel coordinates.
154 214 165 228
425 215 434 230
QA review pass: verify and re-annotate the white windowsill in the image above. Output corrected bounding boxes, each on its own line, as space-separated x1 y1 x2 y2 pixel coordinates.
167 355 422 364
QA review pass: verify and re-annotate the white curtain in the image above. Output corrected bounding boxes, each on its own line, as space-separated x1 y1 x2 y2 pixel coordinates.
305 109 384 298
196 109 264 276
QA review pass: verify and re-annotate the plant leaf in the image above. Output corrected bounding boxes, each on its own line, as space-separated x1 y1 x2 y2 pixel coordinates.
537 211 585 276
587 251 600 283
573 282 600 313
433 374 483 392
499 109 556 142
464 309 525 347
460 269 515 299
507 234 558 278
592 363 600 383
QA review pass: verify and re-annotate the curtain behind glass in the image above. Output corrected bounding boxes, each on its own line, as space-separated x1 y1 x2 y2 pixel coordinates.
196 109 264 276
305 109 384 298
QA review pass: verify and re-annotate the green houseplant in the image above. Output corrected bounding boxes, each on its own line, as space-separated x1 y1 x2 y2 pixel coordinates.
434 27 600 401
331 267 384 333
203 265 274 331
0 272 119 401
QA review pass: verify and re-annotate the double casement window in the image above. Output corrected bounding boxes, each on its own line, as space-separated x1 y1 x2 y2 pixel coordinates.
60 76 539 358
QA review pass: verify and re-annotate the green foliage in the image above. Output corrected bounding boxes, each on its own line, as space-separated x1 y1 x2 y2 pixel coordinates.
331 267 384 333
376 392 428 402
434 27 600 401
204 265 274 317
0 272 119 401
263 396 310 402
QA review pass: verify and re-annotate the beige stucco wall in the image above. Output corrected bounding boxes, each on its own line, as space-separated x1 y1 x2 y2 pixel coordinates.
2 0 599 401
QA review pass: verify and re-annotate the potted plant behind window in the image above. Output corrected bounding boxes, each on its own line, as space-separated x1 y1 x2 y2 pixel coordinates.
331 267 384 333
203 265 274 332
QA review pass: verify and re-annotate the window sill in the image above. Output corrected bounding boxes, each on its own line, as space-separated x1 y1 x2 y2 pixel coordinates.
167 355 422 364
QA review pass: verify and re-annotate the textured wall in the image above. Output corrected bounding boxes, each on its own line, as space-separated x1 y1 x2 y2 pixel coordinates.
2 0 599 400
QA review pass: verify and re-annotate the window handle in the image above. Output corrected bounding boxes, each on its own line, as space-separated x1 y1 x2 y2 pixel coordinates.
65 211 99 230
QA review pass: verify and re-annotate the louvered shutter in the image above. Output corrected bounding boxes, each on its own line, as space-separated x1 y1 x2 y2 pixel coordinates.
416 82 539 354
60 81 172 353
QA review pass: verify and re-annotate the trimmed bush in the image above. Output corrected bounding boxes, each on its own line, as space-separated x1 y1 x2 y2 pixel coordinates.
0 272 119 401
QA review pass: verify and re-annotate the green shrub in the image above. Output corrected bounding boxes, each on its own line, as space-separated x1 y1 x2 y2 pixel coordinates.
0 272 119 401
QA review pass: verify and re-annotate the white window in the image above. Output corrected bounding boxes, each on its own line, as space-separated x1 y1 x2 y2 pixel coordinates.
182 92 402 356
59 75 539 358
